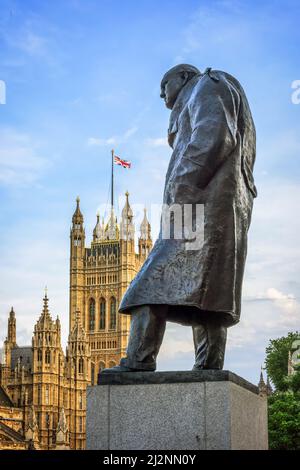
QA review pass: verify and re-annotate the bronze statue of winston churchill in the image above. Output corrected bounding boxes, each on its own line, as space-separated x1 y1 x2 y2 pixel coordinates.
103 64 257 373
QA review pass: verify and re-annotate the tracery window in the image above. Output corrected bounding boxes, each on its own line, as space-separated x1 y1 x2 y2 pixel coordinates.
37 349 42 362
110 297 116 330
99 298 106 330
45 349 51 364
89 298 95 331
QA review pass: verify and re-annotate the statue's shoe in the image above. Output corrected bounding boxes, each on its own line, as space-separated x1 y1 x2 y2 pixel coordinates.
192 364 204 370
101 365 142 374
192 364 221 370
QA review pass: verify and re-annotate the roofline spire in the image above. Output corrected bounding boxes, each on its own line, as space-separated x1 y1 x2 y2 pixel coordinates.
42 287 50 315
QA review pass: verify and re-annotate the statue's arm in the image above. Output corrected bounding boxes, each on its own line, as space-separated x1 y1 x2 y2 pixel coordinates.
179 76 240 191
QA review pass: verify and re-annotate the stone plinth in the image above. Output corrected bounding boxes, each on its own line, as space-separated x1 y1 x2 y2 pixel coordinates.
86 370 268 450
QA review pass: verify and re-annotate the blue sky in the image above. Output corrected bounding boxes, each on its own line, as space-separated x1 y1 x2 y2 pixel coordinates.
0 0 300 385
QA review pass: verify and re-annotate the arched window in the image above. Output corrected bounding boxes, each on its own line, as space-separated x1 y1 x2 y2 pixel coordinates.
79 357 84 374
89 298 95 331
37 349 42 362
110 297 116 330
99 298 106 330
98 362 105 375
45 349 51 364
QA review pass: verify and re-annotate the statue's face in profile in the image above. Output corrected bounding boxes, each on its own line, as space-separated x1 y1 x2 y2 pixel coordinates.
160 72 186 109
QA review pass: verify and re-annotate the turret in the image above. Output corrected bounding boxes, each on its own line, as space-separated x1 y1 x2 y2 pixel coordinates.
34 292 51 331
70 197 86 331
32 291 62 373
7 307 17 347
32 292 64 449
93 212 105 242
138 207 152 260
70 197 85 252
104 207 119 240
120 191 135 242
258 367 267 397
3 307 17 373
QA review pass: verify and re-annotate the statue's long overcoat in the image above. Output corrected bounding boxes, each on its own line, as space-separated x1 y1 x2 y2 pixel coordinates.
119 70 257 327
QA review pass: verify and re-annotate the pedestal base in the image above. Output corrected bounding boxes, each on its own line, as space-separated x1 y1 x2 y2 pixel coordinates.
86 370 268 450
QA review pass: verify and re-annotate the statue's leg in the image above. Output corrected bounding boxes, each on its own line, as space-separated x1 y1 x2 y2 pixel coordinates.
102 305 167 373
192 319 227 370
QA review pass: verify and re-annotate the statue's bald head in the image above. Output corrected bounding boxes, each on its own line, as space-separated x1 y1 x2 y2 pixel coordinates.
162 64 201 80
160 64 201 109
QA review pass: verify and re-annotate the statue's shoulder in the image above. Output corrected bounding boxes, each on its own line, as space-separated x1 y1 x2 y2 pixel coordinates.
190 70 245 108
215 70 251 104
190 69 234 99
200 69 241 89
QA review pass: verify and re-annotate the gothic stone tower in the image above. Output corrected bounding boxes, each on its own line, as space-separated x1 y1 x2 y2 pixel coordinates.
31 294 90 450
69 193 152 384
31 294 64 448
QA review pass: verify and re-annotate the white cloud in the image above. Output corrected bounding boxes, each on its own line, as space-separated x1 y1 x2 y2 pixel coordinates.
124 126 138 139
96 90 129 104
87 136 117 146
1 14 66 74
19 31 47 56
263 287 300 330
258 128 300 166
145 137 168 147
173 55 186 64
0 128 49 186
266 287 295 302
3 26 47 57
87 126 139 147
179 2 270 57
1 14 51 58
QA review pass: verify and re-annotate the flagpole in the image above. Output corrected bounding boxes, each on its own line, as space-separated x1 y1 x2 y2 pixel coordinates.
111 149 114 209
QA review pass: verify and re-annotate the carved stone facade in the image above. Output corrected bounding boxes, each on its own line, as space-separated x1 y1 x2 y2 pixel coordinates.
69 193 152 384
0 299 90 450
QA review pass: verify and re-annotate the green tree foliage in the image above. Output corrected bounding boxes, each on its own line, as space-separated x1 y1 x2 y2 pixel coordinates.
283 371 300 393
265 331 300 391
265 331 300 449
268 392 300 450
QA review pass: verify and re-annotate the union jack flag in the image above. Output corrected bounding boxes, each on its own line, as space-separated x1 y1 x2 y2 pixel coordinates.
114 155 131 169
